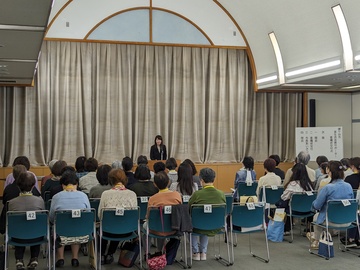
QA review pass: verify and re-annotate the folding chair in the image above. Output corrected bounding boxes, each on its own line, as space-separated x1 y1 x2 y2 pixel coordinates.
288 192 316 243
230 202 269 263
99 207 141 270
190 204 231 267
259 186 284 205
137 197 149 222
237 182 258 197
309 199 360 259
145 206 189 269
53 209 97 269
5 210 50 270
89 198 101 223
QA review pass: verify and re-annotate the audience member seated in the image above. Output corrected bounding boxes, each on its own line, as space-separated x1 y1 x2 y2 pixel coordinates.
344 157 360 190
182 159 202 189
234 156 256 200
153 162 166 174
145 172 182 252
50 166 77 198
256 158 281 196
341 158 353 178
98 169 137 265
122 157 137 189
75 156 88 179
79 157 99 194
137 155 154 179
169 162 198 195
41 160 67 199
4 156 39 192
269 154 285 179
130 165 158 196
315 162 329 191
89 164 112 198
284 151 315 186
40 159 58 188
49 171 90 268
309 161 353 249
0 165 41 234
189 168 225 261
276 163 313 234
8 172 45 270
111 160 122 169
166 157 178 185
314 155 328 184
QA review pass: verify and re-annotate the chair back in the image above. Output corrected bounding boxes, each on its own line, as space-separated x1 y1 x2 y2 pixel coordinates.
326 199 358 225
237 182 258 196
6 210 49 240
137 197 149 220
231 203 265 228
54 209 95 237
225 193 233 214
147 206 173 233
100 207 139 234
259 186 284 204
191 204 226 231
89 198 101 222
289 192 316 212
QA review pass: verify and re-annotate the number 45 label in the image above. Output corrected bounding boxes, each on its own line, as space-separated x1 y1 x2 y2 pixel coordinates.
26 211 36 220
115 208 124 216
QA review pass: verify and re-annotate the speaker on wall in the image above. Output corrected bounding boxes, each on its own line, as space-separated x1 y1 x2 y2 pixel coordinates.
309 99 316 127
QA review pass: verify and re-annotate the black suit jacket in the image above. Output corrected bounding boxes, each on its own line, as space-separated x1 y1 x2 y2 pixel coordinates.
150 144 167 160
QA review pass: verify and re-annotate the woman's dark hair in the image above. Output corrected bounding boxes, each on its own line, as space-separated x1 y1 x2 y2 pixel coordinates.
134 164 151 180
85 157 98 172
154 135 164 146
12 156 30 170
165 158 177 170
137 155 148 165
153 162 166 173
61 166 75 175
242 156 254 170
182 159 197 175
340 158 351 170
320 162 328 175
51 160 67 176
263 158 276 172
177 163 195 195
60 171 79 186
328 160 345 181
349 157 360 171
154 171 169 190
96 164 112 185
108 169 128 186
17 172 36 192
287 163 312 190
122 157 133 171
316 155 328 166
75 156 87 172
269 155 281 166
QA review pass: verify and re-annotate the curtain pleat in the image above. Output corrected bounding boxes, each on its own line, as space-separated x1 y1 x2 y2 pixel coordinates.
0 41 302 166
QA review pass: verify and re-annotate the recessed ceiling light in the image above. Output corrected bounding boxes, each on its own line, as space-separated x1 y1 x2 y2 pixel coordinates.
0 65 7 68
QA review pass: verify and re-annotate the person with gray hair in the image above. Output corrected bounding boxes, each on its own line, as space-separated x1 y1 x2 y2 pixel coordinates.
283 151 316 186
111 160 123 170
41 159 58 187
188 168 225 261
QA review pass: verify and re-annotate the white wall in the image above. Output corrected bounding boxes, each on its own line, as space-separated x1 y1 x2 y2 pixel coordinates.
308 92 352 158
352 92 360 156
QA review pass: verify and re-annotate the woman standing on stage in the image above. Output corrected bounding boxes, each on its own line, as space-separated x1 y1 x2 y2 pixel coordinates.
150 135 167 160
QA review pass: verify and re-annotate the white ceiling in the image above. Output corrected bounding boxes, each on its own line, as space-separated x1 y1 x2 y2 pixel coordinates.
1 0 360 91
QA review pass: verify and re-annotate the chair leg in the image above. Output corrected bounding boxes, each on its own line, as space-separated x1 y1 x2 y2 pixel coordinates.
289 215 294 243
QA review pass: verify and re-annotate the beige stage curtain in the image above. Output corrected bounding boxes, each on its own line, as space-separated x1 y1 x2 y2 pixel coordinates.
0 41 302 166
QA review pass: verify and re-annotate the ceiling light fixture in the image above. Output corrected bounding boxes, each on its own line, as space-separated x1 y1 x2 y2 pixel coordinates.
341 84 360 90
285 60 341 77
268 32 285 84
332 5 353 71
256 75 278 84
355 55 360 61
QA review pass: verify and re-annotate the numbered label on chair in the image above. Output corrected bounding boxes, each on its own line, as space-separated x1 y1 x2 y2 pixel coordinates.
72 209 81 218
305 191 313 196
140 197 148 203
204 205 212 213
246 202 255 210
26 211 36 220
341 199 351 206
164 206 172 214
271 185 278 190
115 208 124 216
182 195 190 203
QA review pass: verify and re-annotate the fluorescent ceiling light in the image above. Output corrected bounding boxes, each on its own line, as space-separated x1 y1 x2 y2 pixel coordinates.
341 84 360 90
285 60 341 77
332 5 353 71
256 75 277 84
269 32 285 84
355 55 360 61
281 84 332 88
